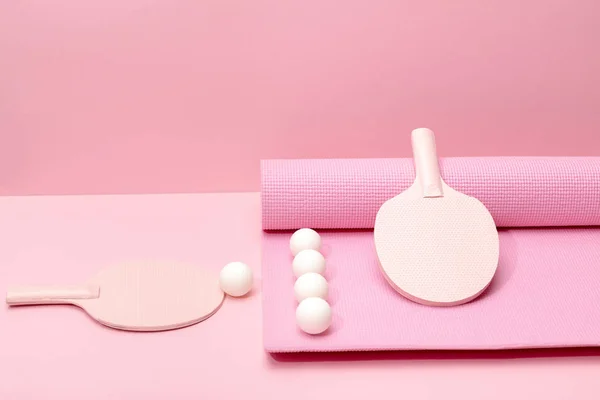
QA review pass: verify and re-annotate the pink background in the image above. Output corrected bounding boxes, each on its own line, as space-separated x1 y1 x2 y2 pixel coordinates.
2 3 600 398
1 0 599 195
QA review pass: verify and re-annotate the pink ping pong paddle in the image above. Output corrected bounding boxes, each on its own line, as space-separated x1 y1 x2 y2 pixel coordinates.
6 261 225 331
374 128 500 306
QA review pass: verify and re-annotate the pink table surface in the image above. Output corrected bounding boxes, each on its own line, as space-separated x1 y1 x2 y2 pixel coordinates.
1 193 599 399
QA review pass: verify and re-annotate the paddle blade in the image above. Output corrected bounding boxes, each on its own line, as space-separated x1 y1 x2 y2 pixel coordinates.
84 261 225 331
374 194 499 306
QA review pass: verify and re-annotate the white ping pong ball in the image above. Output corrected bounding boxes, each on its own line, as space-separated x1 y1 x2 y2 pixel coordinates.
296 297 332 334
290 228 322 256
294 272 328 302
219 262 253 297
292 249 326 278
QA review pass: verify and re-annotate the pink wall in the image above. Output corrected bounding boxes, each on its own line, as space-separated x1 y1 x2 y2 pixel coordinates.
1 1 599 195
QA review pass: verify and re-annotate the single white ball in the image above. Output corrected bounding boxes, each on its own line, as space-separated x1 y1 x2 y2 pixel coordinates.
294 272 328 302
290 228 322 256
296 297 332 335
219 261 253 297
292 249 326 278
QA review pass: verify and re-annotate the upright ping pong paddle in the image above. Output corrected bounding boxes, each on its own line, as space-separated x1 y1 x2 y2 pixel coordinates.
374 128 499 306
6 261 225 331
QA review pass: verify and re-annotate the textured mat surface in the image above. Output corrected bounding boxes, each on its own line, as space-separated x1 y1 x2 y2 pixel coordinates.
261 157 600 230
262 228 600 352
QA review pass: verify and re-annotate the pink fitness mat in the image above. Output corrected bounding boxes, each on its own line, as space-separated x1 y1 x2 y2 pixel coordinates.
260 157 600 353
261 157 600 230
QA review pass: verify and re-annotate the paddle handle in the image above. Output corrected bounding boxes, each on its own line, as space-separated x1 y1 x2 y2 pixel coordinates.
6 284 100 306
411 128 443 197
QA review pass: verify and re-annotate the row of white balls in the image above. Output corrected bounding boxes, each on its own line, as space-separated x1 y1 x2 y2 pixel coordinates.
291 228 332 335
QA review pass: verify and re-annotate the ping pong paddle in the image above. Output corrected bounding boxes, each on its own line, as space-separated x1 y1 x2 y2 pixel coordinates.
6 261 225 331
374 128 499 306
